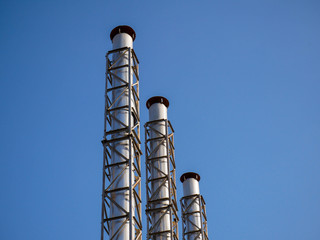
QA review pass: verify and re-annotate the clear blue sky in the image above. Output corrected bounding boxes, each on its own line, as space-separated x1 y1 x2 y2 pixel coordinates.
1 0 319 239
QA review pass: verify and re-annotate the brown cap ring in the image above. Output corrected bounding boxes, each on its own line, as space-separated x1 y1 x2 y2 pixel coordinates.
110 25 136 41
146 96 169 109
180 172 201 183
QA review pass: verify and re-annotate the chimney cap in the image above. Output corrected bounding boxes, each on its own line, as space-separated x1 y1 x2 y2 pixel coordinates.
110 25 136 41
180 172 201 183
146 96 169 109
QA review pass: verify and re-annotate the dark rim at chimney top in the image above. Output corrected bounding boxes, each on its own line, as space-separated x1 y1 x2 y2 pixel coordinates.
146 96 169 109
110 25 136 41
180 172 201 183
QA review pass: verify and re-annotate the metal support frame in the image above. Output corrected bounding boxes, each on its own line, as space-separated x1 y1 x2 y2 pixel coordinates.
145 119 179 240
101 47 142 240
180 194 208 240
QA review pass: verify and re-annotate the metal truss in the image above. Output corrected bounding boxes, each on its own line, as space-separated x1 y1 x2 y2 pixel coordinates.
101 47 142 240
145 119 179 240
180 194 208 240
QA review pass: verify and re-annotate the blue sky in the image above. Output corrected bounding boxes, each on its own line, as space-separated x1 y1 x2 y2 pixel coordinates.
1 0 320 239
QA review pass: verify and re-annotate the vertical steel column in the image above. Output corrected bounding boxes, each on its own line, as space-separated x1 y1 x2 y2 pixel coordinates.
145 97 179 240
101 26 142 240
180 173 209 240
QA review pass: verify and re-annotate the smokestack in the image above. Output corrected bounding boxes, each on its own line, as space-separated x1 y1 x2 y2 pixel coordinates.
145 97 179 240
101 25 142 240
180 173 209 240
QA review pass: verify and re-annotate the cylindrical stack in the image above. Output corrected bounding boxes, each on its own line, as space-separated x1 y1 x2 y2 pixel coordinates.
101 25 142 240
145 97 179 240
180 173 209 240
110 26 133 240
148 97 170 238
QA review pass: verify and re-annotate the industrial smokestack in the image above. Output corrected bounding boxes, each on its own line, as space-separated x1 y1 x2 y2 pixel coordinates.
145 97 179 240
180 173 209 240
101 25 142 240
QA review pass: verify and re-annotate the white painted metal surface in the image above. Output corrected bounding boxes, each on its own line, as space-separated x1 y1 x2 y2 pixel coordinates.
148 102 171 240
149 103 167 121
182 174 202 240
145 97 178 240
110 31 134 240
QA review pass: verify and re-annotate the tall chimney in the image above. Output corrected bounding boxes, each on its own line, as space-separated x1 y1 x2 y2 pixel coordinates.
101 25 142 240
180 172 209 240
145 97 179 240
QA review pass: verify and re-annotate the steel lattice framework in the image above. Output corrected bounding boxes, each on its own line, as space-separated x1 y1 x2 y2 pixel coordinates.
101 46 142 240
145 119 179 240
180 194 208 240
